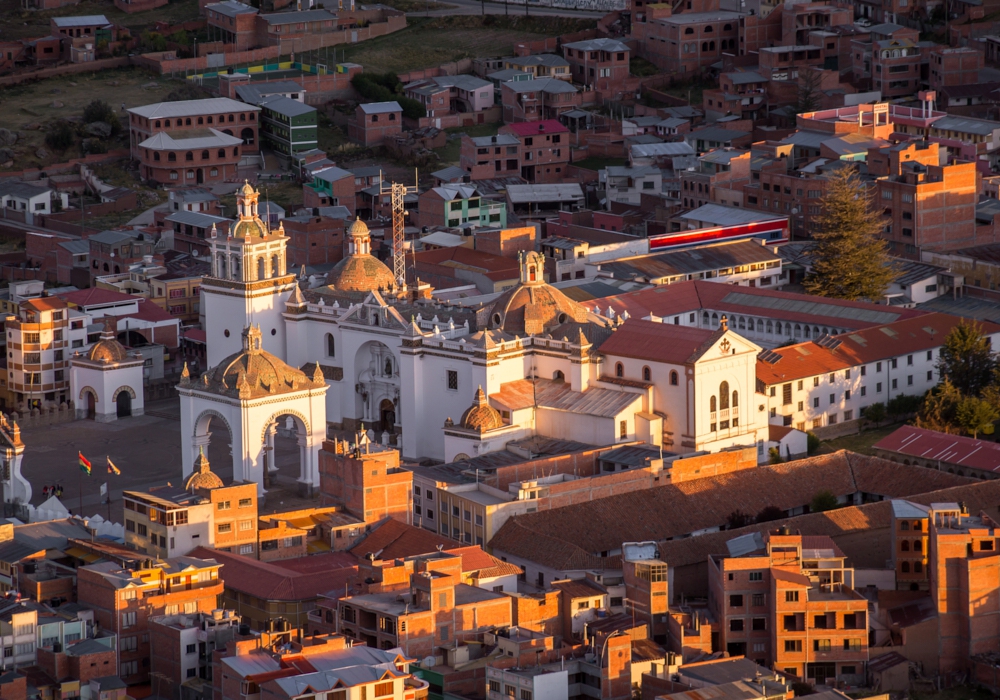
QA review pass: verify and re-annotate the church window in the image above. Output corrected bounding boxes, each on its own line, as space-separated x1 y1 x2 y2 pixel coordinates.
732 390 738 407
492 313 502 327
670 370 678 386
272 254 280 276
257 258 266 280
447 370 458 391
901 562 909 573
719 381 730 410
326 334 335 357
384 357 393 376
553 370 565 381
615 362 624 378
642 366 651 381
710 395 717 412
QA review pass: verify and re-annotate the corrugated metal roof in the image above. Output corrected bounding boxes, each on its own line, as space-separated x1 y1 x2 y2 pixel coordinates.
129 97 257 119
261 8 336 23
359 101 400 114
52 15 110 26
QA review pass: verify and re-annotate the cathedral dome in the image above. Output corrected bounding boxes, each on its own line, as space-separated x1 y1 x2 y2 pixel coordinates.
86 319 129 363
204 326 321 399
479 251 589 336
325 218 397 293
460 386 503 432
184 449 224 491
231 217 268 238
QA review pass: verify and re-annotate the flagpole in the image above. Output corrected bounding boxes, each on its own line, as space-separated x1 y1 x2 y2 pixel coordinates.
78 466 83 516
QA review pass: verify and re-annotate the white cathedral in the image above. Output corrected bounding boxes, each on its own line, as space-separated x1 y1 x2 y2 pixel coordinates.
180 184 773 496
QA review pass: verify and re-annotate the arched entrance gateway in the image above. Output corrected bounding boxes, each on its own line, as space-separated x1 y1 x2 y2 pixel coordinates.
116 391 131 418
177 326 328 497
354 340 399 437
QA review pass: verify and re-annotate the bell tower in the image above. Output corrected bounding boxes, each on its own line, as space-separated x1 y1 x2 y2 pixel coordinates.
201 182 296 367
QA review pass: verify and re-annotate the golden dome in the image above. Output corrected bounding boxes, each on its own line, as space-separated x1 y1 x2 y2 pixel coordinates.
203 326 322 399
326 255 397 293
460 386 503 432
86 319 129 363
348 218 370 237
231 217 268 238
185 448 224 491
476 251 588 336
240 181 256 197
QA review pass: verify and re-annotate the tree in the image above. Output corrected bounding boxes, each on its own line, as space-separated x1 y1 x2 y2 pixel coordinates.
82 100 121 136
756 505 786 523
768 446 783 464
45 121 75 151
803 167 896 302
937 320 998 396
862 402 886 428
955 396 999 439
726 510 752 529
806 431 821 455
810 489 838 513
887 394 922 421
795 68 822 115
915 379 963 433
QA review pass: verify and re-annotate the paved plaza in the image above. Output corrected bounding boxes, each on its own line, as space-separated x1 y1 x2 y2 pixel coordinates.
17 398 318 522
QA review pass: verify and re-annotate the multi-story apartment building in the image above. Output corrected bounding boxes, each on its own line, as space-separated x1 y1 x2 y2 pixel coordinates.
149 609 241 686
5 297 89 409
502 54 571 80
76 556 224 684
318 440 413 527
500 79 580 123
347 102 402 147
709 530 868 685
499 120 570 184
867 141 978 256
890 499 930 591
758 313 1000 431
416 184 507 229
259 96 317 156
122 453 258 558
459 133 521 181
337 551 511 657
127 98 260 156
561 38 630 94
644 12 742 73
928 46 982 88
680 148 752 210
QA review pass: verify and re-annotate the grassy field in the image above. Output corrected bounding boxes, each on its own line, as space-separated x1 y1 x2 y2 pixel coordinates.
0 0 200 40
817 424 901 456
341 15 596 74
0 67 184 173
660 76 715 107
433 122 501 164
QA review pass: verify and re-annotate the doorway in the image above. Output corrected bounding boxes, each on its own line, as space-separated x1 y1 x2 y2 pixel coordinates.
379 399 396 434
86 392 96 419
116 392 131 418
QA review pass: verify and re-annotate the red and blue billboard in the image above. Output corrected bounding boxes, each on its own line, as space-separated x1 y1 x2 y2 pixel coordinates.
648 218 789 252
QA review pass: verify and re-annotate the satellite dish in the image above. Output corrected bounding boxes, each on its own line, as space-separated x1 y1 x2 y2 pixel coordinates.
422 656 436 668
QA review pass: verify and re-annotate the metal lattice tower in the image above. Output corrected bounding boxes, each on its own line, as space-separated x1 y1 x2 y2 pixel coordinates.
380 170 418 287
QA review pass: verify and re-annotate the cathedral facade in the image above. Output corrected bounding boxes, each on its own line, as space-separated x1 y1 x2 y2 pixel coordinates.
186 185 772 493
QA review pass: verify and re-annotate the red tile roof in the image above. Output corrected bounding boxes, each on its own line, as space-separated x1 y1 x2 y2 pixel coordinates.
873 424 1000 473
21 297 68 312
757 313 1000 384
598 319 720 365
504 120 569 137
489 451 974 570
589 281 928 331
189 546 358 601
120 301 176 323
183 329 207 343
348 519 459 562
412 247 521 274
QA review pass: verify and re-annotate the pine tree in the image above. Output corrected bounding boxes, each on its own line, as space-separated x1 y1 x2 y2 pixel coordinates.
915 378 963 433
955 397 999 439
796 69 822 115
937 320 998 396
803 167 896 302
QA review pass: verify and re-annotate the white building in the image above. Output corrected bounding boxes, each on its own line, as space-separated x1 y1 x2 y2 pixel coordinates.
487 665 569 700
600 166 662 207
149 609 240 683
69 320 145 422
0 182 52 223
758 313 1000 431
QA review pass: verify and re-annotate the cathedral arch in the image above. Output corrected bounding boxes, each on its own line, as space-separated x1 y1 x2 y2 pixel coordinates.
112 386 137 401
78 386 98 402
719 381 730 410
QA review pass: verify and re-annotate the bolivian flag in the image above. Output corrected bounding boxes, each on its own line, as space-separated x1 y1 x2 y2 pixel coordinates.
107 458 120 476
78 452 91 475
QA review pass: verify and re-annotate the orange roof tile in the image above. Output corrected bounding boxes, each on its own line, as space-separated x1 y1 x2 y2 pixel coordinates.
598 319 720 365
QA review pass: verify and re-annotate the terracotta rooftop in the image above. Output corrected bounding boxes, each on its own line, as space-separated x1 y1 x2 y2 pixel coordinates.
598 319 721 365
348 518 459 562
489 451 974 570
873 424 1000 473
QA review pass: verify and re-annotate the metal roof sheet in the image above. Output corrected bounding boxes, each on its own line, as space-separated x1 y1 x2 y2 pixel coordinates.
129 97 258 119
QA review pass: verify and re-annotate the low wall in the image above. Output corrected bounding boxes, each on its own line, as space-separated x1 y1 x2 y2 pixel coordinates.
513 28 597 56
415 106 501 129
398 58 475 84
0 150 129 183
8 403 76 429
115 0 168 13
0 57 131 87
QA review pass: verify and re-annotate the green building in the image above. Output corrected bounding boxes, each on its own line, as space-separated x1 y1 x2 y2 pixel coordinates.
259 96 318 155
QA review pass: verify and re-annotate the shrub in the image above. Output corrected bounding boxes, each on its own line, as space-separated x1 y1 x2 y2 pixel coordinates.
45 121 75 151
398 97 426 120
756 505 785 523
810 489 838 513
806 431 821 455
82 100 121 135
768 447 782 465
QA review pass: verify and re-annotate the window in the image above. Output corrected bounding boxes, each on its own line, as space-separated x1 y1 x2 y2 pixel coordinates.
615 362 624 377
218 523 232 533
784 640 802 652
782 383 792 405
730 594 743 607
814 639 832 652
620 420 627 439
785 591 799 602
218 501 231 510
730 618 744 632
751 593 765 606
121 612 136 628
749 571 762 581
670 370 678 385
239 520 253 531
239 498 253 507
447 370 458 391
752 617 766 631
121 637 138 652
578 601 590 610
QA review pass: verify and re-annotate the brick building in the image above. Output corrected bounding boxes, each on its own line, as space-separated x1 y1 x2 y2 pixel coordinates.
928 46 982 88
205 0 259 51
500 79 580 123
708 531 868 685
305 166 357 213
460 133 521 181
318 442 413 526
127 98 260 161
347 102 402 147
35 639 117 687
499 120 570 184
336 551 511 657
149 609 241 687
76 556 224 684
891 499 930 591
281 212 346 268
561 38 630 95
137 129 245 186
